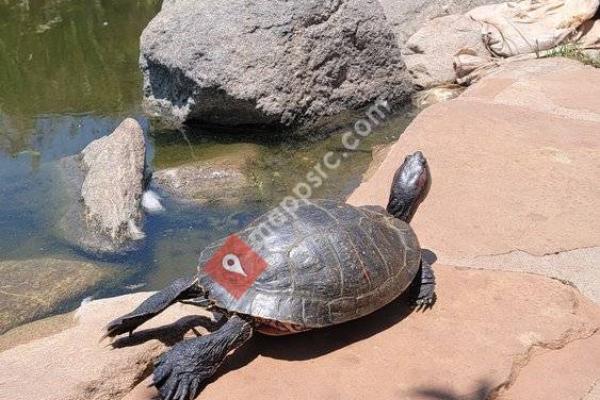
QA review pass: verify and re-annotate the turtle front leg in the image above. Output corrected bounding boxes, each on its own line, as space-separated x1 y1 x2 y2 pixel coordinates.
104 277 203 338
414 259 436 310
153 315 253 400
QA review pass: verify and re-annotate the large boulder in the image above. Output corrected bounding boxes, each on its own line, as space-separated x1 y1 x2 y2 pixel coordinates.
56 118 147 253
0 258 119 334
140 0 410 134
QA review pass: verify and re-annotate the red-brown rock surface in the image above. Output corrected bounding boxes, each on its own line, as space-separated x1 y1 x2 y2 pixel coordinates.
3 268 598 400
349 57 600 304
123 267 600 400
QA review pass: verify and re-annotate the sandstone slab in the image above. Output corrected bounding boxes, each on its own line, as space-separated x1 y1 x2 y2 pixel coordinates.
56 118 147 253
121 267 600 400
0 293 213 400
140 0 410 134
0 258 117 334
349 58 600 264
461 57 600 121
345 57 600 398
0 311 75 352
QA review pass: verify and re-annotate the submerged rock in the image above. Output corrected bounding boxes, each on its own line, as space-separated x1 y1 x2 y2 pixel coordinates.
140 0 410 134
0 258 118 334
362 143 392 182
56 118 147 253
152 144 261 204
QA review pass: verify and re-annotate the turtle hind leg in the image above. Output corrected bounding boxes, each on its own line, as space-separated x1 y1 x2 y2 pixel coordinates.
413 259 436 311
153 315 253 400
104 277 201 338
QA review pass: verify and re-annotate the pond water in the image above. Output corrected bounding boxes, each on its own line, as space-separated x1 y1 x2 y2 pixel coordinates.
0 1 416 315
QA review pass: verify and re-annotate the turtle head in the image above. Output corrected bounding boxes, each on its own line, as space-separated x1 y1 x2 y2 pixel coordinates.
386 151 430 223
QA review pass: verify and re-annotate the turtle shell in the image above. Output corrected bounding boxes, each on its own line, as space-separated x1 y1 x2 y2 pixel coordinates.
197 199 421 329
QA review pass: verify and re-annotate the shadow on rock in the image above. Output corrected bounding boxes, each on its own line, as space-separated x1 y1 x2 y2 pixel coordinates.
111 315 221 348
412 380 496 400
214 249 439 381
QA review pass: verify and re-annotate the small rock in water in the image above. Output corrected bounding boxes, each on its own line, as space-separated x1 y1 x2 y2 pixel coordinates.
35 16 63 34
142 190 165 213
152 144 261 205
54 118 147 253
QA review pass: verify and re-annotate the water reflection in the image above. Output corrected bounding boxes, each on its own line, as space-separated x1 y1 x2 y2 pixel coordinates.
0 0 162 154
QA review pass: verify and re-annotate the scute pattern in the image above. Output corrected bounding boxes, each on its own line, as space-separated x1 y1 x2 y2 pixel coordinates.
198 200 421 328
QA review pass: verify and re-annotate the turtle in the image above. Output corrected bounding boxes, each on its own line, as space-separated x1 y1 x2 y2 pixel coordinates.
104 151 434 400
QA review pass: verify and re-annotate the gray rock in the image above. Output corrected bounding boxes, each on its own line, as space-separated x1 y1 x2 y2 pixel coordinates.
378 0 499 45
140 0 410 134
403 15 486 88
56 118 147 253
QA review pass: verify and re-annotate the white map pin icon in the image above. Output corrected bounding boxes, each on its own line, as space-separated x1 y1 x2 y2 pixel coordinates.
222 253 247 277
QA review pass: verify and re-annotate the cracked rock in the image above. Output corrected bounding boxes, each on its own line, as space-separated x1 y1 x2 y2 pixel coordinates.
497 331 600 400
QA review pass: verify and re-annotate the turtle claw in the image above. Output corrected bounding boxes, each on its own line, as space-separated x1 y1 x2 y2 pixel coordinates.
414 295 436 312
152 339 216 400
411 259 436 312
152 316 253 400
